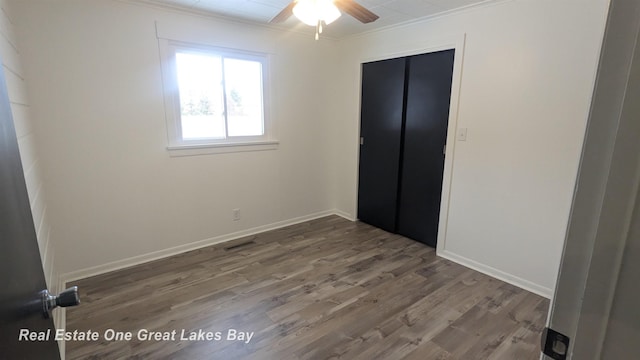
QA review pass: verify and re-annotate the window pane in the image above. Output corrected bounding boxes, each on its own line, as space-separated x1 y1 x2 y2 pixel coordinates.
176 52 226 140
224 58 264 137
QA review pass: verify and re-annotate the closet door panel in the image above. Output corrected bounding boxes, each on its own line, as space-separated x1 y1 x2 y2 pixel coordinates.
397 50 455 247
357 58 406 232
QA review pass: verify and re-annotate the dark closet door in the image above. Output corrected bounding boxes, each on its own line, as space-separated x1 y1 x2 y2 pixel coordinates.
357 58 406 232
396 50 455 247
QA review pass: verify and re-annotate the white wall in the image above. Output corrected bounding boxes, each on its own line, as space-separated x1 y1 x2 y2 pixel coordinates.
1 0 60 306
330 0 610 296
13 0 339 276
13 0 612 299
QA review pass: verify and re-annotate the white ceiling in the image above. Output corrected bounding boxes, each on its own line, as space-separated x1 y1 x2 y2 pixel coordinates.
135 0 492 38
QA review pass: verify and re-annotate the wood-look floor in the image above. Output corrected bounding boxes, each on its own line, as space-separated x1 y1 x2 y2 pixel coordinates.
66 216 548 359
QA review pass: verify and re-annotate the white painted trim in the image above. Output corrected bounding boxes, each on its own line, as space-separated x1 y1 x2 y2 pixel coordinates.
41 225 65 359
333 209 356 221
435 34 466 257
344 0 511 41
37 205 48 253
357 33 465 67
57 310 66 359
352 33 466 260
167 140 279 157
57 210 349 356
44 231 55 290
56 205 551 302
439 250 553 299
121 0 509 42
120 0 340 42
546 1 640 357
60 210 338 283
56 265 67 360
156 35 276 154
57 206 552 301
54 206 553 360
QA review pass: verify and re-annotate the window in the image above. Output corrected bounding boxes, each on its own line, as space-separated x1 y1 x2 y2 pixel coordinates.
160 41 276 155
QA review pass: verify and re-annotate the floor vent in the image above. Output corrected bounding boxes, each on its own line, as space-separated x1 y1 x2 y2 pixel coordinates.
224 240 256 251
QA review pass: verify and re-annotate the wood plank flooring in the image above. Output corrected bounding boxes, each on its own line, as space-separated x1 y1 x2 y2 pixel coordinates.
65 216 548 359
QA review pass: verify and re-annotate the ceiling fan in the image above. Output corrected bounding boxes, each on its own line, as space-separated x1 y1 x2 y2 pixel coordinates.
270 0 379 39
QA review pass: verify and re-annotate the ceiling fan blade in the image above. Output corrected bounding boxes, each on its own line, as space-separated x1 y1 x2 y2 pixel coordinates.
270 1 296 23
334 0 379 24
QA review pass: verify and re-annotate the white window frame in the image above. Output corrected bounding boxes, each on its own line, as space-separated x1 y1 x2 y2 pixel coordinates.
159 40 277 156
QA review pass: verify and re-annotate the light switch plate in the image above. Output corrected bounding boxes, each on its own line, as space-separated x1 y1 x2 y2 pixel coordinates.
457 128 468 141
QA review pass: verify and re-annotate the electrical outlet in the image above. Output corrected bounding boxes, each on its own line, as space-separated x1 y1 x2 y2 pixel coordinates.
232 209 241 221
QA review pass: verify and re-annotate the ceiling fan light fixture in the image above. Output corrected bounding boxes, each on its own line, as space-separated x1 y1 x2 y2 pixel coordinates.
293 0 341 26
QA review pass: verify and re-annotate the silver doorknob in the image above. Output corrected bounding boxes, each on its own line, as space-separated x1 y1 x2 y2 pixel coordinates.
42 286 80 318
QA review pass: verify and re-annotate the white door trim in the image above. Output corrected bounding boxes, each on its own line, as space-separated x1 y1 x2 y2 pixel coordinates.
352 33 467 260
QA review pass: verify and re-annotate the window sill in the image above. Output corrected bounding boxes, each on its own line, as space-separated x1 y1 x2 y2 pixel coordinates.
167 140 279 157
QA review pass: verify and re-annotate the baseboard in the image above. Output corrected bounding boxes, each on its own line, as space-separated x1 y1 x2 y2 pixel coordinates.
60 210 340 283
437 250 553 299
59 213 552 300
333 209 356 221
